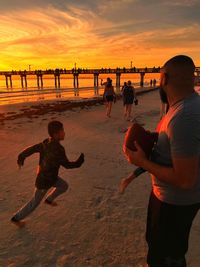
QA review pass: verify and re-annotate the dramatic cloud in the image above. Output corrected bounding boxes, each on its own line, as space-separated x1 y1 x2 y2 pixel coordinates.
0 0 199 70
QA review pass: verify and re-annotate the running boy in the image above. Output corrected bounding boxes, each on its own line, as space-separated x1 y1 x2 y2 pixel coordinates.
11 120 84 224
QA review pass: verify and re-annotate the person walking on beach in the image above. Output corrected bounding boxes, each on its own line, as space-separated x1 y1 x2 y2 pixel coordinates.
11 120 84 225
101 77 111 87
103 78 116 118
121 82 127 93
122 80 136 121
123 55 200 267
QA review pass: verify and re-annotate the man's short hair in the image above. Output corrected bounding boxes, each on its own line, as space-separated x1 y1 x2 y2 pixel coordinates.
164 55 195 73
48 121 63 137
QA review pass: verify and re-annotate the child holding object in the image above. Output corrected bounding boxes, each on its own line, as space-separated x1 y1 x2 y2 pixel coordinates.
11 120 84 225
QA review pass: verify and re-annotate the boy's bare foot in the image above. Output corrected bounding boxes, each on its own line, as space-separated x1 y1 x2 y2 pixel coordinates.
10 217 26 228
44 199 58 206
119 178 130 194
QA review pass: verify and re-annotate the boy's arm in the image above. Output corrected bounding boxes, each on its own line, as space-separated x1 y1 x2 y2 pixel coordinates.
17 143 42 166
60 149 84 169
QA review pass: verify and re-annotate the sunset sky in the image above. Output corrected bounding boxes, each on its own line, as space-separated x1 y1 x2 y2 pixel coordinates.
0 0 200 70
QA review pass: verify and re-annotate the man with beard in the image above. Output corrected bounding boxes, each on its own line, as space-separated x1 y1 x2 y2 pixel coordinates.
159 85 169 119
124 55 200 267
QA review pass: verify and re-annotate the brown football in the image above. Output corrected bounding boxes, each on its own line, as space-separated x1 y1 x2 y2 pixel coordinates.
124 123 157 157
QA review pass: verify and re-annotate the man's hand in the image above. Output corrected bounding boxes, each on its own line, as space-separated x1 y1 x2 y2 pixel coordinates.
123 141 147 167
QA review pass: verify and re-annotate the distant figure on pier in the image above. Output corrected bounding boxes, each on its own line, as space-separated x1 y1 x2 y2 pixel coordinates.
122 80 136 121
150 79 153 87
103 78 116 118
153 78 157 87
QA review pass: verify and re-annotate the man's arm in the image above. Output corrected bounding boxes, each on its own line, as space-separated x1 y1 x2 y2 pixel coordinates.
124 143 199 190
126 110 200 189
101 81 107 86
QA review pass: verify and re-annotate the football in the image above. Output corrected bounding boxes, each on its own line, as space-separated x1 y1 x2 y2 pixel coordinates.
124 123 158 157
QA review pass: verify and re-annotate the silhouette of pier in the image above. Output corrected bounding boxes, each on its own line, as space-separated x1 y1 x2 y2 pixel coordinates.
1 66 200 90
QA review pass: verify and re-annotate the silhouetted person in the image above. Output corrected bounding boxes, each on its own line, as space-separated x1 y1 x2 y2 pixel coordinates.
122 80 136 121
102 78 116 118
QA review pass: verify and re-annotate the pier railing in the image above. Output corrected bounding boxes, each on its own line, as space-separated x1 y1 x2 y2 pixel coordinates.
0 67 200 90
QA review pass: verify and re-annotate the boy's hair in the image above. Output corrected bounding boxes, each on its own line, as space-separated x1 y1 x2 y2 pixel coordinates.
48 121 63 137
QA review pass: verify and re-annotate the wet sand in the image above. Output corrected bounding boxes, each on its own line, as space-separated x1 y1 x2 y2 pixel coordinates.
0 90 199 267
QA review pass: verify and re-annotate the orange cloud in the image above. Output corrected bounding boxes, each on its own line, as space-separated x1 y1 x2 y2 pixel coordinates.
0 4 199 71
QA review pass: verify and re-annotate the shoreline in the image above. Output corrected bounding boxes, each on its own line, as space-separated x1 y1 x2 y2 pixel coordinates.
0 87 158 123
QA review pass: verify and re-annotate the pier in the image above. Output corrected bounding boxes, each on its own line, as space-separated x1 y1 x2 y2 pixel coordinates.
1 66 200 91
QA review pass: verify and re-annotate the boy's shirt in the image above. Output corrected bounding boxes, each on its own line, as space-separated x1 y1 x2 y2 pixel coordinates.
18 138 83 189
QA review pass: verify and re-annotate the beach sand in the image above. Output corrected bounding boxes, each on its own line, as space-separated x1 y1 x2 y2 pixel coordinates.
0 90 199 267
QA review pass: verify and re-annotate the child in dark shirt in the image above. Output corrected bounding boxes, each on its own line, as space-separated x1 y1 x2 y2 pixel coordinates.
11 120 84 224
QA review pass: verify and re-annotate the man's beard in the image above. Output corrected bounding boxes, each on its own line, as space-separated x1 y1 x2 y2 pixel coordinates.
159 87 168 104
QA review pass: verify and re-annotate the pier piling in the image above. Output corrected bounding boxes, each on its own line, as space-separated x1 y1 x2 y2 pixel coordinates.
94 73 99 95
36 74 43 89
140 72 145 87
73 73 79 89
5 75 12 89
116 72 121 91
20 74 27 89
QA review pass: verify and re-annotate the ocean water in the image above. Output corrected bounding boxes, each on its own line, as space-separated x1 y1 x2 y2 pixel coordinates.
0 73 160 91
0 73 161 105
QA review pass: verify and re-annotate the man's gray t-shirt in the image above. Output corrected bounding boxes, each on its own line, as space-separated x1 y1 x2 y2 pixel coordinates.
151 92 200 205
